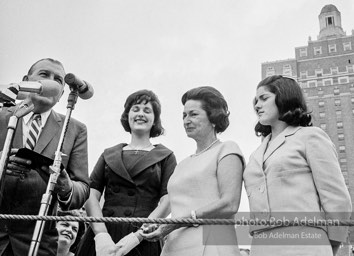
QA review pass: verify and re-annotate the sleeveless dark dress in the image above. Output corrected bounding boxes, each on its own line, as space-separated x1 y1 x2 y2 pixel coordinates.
76 143 176 256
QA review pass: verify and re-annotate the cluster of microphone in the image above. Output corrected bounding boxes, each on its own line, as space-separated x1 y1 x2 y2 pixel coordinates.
0 73 94 106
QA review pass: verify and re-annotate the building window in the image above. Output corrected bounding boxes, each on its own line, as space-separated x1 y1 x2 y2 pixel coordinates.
315 69 323 77
338 133 344 140
343 42 352 51
300 71 307 79
335 110 341 117
328 44 337 53
338 76 349 84
343 171 348 180
299 48 308 57
326 16 335 26
318 101 325 107
334 99 341 106
299 82 307 88
318 89 324 96
337 122 343 129
331 67 338 74
339 145 346 153
347 65 354 73
323 78 333 86
314 46 322 55
283 64 292 76
319 112 326 118
266 67 275 77
320 123 326 130
351 98 354 104
334 88 340 95
308 81 317 87
339 158 347 164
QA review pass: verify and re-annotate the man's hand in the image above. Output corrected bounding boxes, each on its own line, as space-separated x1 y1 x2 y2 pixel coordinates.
52 168 73 199
4 149 32 177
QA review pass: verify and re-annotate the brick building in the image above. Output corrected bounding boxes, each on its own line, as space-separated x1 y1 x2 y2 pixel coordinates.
261 4 354 252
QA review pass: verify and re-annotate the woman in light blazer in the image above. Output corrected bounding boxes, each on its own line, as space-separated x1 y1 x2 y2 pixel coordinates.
243 75 352 256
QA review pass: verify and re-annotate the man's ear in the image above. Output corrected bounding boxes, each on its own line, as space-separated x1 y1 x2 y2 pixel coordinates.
22 75 29 81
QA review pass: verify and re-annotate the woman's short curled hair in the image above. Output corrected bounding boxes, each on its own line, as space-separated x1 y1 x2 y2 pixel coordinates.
254 75 312 137
120 89 164 138
181 86 230 133
57 210 86 254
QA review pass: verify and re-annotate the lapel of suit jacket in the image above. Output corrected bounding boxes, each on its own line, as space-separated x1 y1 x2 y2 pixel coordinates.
253 134 270 170
104 144 135 185
129 144 172 179
263 126 301 163
35 110 62 154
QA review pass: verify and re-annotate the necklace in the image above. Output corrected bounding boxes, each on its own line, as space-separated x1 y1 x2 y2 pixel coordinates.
192 139 220 157
126 143 153 154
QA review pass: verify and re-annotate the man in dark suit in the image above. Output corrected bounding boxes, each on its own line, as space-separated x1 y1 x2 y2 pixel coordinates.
0 58 90 255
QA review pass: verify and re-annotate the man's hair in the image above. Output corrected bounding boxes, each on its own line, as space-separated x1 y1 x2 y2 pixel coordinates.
27 58 65 75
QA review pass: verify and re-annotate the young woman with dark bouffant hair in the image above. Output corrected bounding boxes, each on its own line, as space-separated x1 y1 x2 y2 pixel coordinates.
76 89 176 256
244 75 352 256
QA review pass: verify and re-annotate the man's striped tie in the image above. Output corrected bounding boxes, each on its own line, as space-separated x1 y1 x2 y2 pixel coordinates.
25 114 41 150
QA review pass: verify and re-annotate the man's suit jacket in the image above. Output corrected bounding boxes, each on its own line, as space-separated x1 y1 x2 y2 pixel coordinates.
0 106 90 256
243 126 352 243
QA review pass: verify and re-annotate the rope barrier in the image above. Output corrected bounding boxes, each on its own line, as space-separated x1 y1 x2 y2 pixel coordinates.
0 214 352 226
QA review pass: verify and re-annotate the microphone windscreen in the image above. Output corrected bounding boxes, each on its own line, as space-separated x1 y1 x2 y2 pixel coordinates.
37 80 62 97
79 82 94 99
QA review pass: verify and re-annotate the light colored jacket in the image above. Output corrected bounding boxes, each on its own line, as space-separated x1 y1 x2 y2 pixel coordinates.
243 125 352 243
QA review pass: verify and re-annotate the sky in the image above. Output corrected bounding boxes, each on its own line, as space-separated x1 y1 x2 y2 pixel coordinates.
0 0 353 212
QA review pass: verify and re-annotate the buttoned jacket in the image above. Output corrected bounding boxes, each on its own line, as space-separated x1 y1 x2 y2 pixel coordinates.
0 106 90 255
90 143 176 219
243 126 352 243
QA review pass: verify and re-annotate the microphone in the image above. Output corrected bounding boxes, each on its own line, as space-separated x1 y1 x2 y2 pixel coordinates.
0 80 61 104
64 73 94 99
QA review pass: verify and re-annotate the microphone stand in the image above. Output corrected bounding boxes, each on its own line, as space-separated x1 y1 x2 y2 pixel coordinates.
0 99 34 206
28 89 79 256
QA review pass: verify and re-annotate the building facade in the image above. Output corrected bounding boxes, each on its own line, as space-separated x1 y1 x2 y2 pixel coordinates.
261 4 354 248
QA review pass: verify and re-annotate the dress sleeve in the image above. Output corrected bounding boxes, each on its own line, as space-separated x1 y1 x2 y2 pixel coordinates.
159 153 177 197
305 127 352 243
217 141 245 169
89 153 107 193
